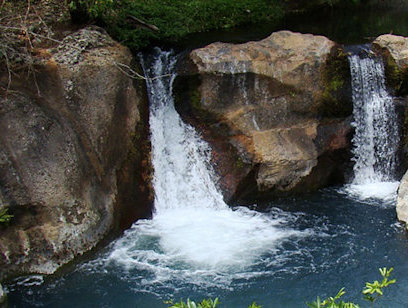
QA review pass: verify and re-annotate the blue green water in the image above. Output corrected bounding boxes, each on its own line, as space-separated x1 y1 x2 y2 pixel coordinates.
7 14 408 305
6 188 408 307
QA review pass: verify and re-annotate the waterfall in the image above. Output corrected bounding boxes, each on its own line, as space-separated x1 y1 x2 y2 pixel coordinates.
345 47 400 201
104 49 309 288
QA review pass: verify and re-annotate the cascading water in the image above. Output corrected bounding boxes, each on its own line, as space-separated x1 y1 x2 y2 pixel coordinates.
103 49 310 288
9 48 408 308
345 47 400 201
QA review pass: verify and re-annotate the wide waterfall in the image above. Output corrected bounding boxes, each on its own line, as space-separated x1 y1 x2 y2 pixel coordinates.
344 47 400 202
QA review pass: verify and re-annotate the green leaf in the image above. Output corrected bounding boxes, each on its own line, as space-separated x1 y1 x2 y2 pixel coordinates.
0 207 13 223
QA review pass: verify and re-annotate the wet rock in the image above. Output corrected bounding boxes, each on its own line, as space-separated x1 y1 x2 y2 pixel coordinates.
0 27 151 279
175 30 352 202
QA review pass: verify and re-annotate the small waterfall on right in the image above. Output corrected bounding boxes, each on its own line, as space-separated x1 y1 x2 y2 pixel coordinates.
345 47 400 201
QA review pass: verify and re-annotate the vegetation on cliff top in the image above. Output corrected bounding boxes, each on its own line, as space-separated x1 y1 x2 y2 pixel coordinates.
69 0 285 50
69 0 366 51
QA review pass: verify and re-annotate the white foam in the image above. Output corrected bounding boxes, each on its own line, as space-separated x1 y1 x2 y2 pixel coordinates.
104 49 311 288
343 181 399 203
107 206 307 284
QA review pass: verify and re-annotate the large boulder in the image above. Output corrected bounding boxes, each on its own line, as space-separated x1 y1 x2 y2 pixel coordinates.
373 34 408 166
379 35 408 226
0 27 151 279
175 30 352 202
373 34 408 96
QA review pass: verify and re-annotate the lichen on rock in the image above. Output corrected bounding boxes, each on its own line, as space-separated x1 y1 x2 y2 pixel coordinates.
52 26 116 68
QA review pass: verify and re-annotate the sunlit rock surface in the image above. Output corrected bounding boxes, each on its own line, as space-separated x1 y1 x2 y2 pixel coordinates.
175 30 353 202
374 34 408 68
373 34 408 96
397 171 408 226
0 27 151 279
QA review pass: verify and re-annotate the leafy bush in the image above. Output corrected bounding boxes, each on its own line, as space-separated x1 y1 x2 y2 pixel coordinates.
69 0 284 50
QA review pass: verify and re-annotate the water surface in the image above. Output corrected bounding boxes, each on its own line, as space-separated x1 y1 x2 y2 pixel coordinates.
6 188 408 307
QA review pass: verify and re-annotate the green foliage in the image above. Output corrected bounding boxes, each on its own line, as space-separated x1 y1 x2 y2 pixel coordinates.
166 298 220 308
308 267 396 308
362 267 396 304
68 0 114 19
0 208 13 223
166 268 396 308
68 0 284 50
307 288 360 308
165 298 264 308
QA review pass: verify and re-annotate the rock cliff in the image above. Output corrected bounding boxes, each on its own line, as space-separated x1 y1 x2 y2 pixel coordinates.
376 34 408 227
175 31 353 202
0 27 151 279
373 34 408 96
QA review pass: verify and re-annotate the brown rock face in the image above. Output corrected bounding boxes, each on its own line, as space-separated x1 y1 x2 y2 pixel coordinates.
374 35 408 68
376 34 408 227
373 34 408 96
175 31 352 202
0 27 151 278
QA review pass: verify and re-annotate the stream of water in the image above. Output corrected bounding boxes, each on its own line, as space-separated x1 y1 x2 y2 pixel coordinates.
343 46 400 201
6 49 408 307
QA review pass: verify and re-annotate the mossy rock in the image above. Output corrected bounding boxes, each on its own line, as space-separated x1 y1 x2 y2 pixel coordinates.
376 46 408 96
318 47 353 118
173 74 223 126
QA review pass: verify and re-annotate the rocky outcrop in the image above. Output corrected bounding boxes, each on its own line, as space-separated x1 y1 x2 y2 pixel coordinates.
373 34 408 171
397 170 408 226
373 34 408 96
378 34 408 227
175 30 352 202
0 27 151 279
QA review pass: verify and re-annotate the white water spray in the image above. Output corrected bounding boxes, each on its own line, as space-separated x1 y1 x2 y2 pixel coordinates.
105 49 309 288
345 49 400 201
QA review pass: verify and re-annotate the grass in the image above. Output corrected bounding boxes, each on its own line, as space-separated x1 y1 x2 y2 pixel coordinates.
70 0 285 51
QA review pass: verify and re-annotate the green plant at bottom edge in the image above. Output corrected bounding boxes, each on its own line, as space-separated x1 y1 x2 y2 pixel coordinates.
363 267 396 305
165 298 220 308
307 267 396 308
